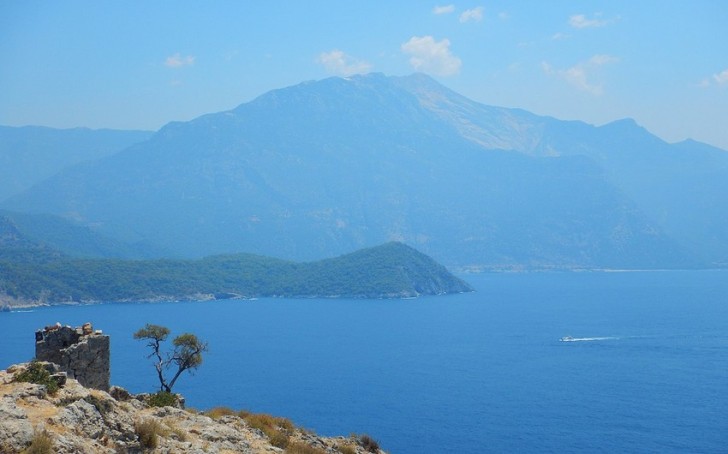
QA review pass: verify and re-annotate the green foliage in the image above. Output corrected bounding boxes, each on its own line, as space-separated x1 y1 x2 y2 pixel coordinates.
134 324 170 342
83 394 114 416
21 429 53 454
147 391 178 408
134 324 208 393
14 361 59 395
135 419 162 450
0 242 470 302
172 333 205 368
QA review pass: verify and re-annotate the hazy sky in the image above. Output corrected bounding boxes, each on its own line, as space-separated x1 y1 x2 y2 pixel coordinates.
1 1 727 149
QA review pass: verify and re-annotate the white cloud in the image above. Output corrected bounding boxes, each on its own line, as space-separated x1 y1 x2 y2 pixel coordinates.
401 36 462 76
713 69 728 85
164 53 195 68
317 50 371 76
589 54 618 65
460 6 484 23
433 5 455 15
542 54 618 95
498 11 509 21
552 32 570 41
569 13 608 29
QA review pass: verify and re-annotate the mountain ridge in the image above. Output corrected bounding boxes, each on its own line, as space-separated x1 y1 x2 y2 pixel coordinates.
3 73 726 268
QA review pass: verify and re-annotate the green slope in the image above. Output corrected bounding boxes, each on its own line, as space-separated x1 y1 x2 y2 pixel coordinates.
0 242 472 304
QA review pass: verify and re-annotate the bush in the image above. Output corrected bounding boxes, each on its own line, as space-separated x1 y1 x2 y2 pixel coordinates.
285 441 327 454
135 419 162 450
83 394 113 416
14 361 59 395
359 434 380 453
147 391 177 408
21 429 53 454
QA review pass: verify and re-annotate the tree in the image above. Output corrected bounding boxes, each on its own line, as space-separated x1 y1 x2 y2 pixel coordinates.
133 323 208 393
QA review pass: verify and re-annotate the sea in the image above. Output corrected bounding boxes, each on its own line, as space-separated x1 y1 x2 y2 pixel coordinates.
2 270 727 453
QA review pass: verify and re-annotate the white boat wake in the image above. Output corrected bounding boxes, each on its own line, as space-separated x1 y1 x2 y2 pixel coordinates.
559 336 618 342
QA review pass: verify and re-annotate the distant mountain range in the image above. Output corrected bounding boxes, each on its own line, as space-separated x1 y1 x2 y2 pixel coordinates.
0 126 152 201
0 210 168 262
2 73 727 269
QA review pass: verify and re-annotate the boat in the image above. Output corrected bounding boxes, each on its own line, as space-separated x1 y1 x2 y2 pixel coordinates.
559 336 575 342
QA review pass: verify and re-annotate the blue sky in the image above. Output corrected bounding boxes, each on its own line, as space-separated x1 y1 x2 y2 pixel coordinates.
1 1 727 149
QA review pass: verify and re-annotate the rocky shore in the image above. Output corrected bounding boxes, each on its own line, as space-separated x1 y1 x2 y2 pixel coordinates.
0 362 386 454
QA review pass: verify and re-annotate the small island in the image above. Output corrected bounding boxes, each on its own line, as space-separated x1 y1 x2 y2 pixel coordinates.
0 242 472 308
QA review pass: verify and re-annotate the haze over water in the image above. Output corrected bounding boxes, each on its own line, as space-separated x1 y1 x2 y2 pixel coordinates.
2 270 726 453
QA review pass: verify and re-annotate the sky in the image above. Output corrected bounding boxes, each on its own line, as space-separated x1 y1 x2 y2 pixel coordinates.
1 1 727 150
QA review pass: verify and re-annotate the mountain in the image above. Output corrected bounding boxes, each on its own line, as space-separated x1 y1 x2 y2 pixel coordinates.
4 73 727 268
0 210 169 261
0 125 153 201
0 242 472 305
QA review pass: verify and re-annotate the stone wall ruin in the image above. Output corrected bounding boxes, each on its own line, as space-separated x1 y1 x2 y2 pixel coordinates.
35 322 110 391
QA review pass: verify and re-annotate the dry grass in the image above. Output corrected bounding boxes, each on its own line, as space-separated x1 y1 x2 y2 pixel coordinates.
205 406 236 420
21 429 53 454
284 441 328 454
165 423 188 442
337 443 357 454
135 419 163 450
241 411 297 449
244 412 295 435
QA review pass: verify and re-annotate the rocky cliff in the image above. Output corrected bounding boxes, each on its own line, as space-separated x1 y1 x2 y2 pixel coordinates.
0 362 385 454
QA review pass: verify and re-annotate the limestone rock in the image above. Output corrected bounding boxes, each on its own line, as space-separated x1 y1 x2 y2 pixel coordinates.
0 364 386 453
55 399 106 439
0 395 34 452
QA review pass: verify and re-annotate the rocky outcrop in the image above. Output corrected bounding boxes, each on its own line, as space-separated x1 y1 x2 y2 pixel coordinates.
35 323 110 391
0 363 386 454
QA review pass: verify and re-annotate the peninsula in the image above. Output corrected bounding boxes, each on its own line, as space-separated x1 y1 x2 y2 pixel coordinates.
0 242 472 308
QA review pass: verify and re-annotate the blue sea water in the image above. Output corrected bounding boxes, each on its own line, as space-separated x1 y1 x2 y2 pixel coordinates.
1 270 727 453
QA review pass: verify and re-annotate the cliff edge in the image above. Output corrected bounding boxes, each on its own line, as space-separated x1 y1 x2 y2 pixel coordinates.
0 362 385 453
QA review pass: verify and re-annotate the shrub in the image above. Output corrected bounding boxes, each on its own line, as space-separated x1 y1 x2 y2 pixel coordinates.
14 361 59 395
135 419 162 450
284 441 327 454
359 434 380 453
83 394 113 416
205 406 235 420
21 429 53 454
147 391 177 408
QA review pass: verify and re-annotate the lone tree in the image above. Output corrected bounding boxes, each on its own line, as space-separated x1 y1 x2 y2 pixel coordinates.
133 324 208 393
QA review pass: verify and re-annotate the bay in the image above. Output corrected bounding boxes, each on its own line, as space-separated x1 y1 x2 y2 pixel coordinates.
1 270 727 453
